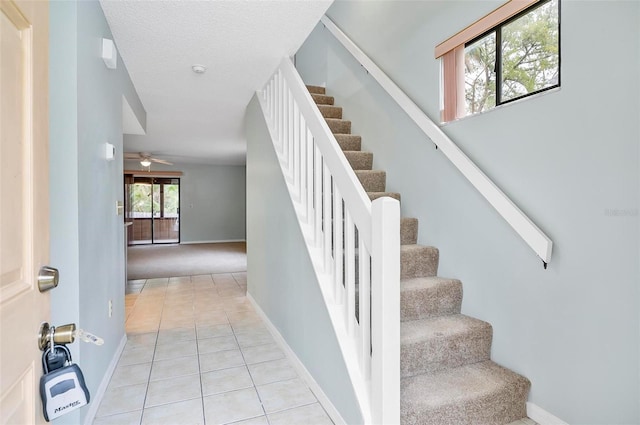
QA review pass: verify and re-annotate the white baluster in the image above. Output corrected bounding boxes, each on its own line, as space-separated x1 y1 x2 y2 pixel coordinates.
314 145 323 248
288 90 294 180
333 184 344 305
277 71 283 153
322 161 333 280
306 128 314 228
345 209 355 336
299 113 308 218
283 86 290 173
268 78 273 119
359 245 371 379
294 104 301 201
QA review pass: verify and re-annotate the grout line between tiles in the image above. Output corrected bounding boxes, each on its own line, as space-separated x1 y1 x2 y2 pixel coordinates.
195 313 207 425
138 290 162 425
228 308 271 425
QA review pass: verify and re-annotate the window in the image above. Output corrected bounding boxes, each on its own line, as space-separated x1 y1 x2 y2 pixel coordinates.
437 0 560 121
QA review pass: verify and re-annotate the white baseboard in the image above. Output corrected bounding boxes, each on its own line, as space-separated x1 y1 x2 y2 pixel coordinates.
527 402 569 425
180 239 246 245
83 334 127 425
247 294 346 425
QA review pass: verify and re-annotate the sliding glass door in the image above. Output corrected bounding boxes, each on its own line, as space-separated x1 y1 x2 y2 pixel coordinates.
126 176 180 245
152 179 180 243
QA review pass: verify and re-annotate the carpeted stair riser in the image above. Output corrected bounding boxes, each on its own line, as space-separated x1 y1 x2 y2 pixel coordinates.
327 118 352 134
401 315 492 377
344 151 373 170
401 277 462 321
368 192 401 202
400 217 418 245
401 361 530 425
401 245 439 279
307 85 326 95
335 134 361 151
355 170 386 192
319 105 343 119
312 93 335 105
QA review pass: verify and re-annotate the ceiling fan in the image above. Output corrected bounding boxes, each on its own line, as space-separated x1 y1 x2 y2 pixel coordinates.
124 152 173 167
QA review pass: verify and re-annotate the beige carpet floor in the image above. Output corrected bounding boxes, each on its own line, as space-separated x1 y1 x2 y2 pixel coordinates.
127 242 247 280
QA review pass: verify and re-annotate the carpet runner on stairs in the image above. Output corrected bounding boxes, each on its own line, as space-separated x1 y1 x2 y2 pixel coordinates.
307 84 531 425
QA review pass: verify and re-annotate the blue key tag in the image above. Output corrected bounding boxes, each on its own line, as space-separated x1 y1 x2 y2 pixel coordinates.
40 346 90 421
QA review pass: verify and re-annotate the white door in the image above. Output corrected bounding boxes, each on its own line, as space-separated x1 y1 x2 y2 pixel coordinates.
0 0 50 423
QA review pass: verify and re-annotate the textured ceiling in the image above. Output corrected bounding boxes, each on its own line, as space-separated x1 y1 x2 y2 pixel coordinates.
100 0 332 165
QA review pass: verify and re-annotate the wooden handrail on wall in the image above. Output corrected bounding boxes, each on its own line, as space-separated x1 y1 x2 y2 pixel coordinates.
320 15 553 265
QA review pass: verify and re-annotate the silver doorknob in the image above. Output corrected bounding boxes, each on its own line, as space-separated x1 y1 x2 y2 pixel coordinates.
37 266 59 293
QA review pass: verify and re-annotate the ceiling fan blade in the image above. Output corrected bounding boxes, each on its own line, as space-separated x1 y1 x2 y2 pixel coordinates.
124 152 141 159
151 158 173 165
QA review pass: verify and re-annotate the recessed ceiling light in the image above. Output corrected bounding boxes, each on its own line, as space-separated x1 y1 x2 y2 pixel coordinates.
192 64 207 74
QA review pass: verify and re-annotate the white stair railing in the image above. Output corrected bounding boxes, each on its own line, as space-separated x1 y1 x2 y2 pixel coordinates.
320 15 553 266
257 57 400 425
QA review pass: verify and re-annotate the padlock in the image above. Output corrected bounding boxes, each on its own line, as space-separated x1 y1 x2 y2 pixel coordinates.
39 344 90 422
44 345 69 372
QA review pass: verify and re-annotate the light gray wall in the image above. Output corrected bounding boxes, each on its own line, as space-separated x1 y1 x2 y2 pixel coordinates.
124 161 246 243
49 2 146 423
245 95 363 425
50 1 80 376
296 2 640 423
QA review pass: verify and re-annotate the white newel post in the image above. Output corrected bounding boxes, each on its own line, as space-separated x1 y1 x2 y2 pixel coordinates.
370 197 401 425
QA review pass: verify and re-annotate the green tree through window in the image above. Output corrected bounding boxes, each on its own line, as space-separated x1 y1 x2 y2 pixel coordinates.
131 180 179 218
163 184 179 217
464 0 559 115
132 183 152 217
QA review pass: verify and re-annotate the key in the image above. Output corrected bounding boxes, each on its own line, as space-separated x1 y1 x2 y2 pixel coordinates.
74 329 104 346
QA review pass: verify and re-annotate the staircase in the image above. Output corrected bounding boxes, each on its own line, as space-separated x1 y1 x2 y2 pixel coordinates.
308 85 531 425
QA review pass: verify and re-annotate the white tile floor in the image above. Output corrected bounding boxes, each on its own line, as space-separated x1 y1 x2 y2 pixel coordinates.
93 273 334 425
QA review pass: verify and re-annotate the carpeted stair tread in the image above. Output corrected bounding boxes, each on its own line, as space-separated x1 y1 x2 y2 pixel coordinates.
326 118 351 134
335 134 361 151
368 192 401 202
318 105 343 119
401 277 462 321
401 314 492 377
311 93 334 105
344 151 373 170
401 361 530 425
355 170 386 192
306 85 326 95
401 244 439 279
401 217 418 245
